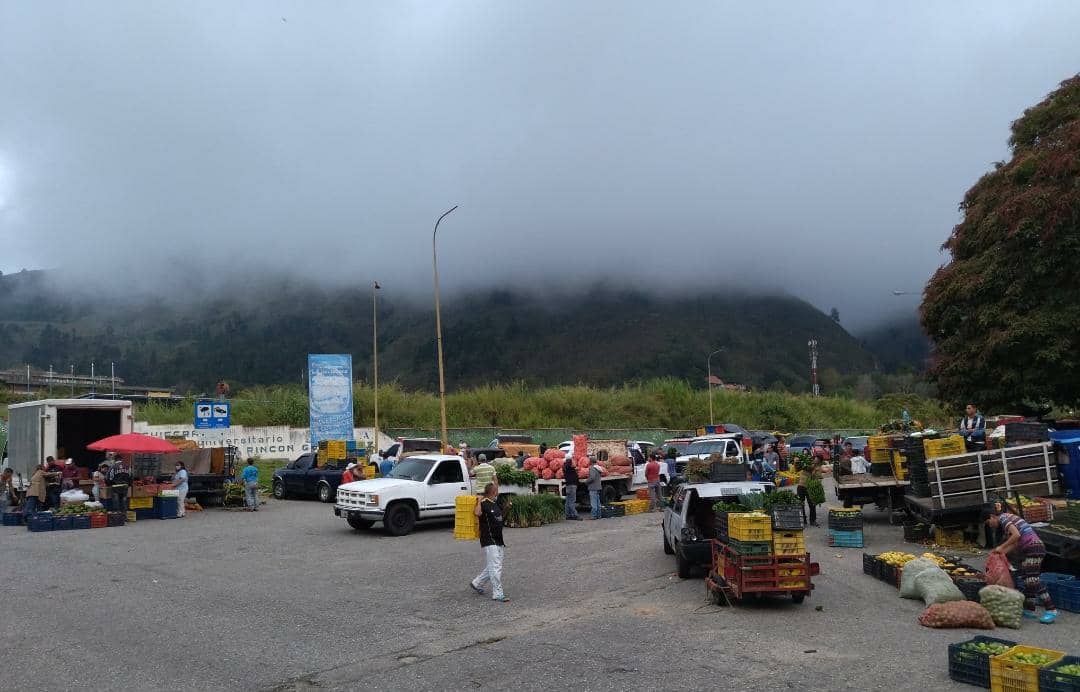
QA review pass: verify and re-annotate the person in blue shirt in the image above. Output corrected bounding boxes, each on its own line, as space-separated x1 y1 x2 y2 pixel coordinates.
959 403 986 449
379 451 395 478
241 461 260 511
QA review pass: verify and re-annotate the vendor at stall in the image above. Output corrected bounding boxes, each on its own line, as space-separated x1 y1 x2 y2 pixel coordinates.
61 459 80 491
959 403 986 448
983 507 1058 624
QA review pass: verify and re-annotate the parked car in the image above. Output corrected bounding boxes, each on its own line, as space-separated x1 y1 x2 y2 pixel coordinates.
382 437 443 459
658 438 694 457
272 453 351 503
333 454 533 536
674 434 749 475
662 480 772 578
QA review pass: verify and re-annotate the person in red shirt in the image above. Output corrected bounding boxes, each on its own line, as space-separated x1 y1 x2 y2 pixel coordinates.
340 463 356 485
644 453 662 512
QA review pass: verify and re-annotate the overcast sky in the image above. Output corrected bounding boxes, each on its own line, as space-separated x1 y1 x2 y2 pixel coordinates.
1 2 1078 329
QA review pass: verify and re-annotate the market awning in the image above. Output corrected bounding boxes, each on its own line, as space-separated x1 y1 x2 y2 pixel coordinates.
87 433 181 454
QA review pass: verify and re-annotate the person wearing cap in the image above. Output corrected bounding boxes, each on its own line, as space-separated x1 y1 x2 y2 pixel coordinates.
341 463 358 485
473 454 495 493
378 451 395 478
61 458 80 491
91 463 109 504
241 458 260 511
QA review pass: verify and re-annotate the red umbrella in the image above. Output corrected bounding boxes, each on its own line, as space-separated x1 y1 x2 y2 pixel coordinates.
87 433 181 455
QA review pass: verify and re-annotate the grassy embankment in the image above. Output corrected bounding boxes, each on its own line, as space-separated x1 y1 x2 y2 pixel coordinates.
130 379 949 434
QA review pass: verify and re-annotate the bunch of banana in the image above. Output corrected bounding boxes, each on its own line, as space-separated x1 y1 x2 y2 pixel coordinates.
877 551 917 566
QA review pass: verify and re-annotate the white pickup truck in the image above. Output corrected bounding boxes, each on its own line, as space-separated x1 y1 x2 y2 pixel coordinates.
674 434 750 476
662 480 772 578
333 454 532 536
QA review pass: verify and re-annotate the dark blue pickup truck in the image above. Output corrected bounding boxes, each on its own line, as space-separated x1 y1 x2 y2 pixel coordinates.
272 453 351 503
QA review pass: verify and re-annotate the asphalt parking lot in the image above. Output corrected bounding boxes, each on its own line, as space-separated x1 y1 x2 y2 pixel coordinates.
4 486 1078 691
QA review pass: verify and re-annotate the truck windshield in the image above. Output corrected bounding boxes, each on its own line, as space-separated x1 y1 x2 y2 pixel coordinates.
387 458 435 481
685 441 734 456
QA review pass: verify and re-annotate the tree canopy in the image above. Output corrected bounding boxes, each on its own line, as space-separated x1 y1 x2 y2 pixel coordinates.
922 74 1080 410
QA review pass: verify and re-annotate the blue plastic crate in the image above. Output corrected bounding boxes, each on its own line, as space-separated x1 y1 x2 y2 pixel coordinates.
827 528 864 548
72 514 91 530
1040 572 1077 583
948 635 1018 688
27 513 54 532
133 507 155 521
1040 655 1080 692
1046 580 1080 613
53 515 74 530
3 511 22 526
153 496 179 520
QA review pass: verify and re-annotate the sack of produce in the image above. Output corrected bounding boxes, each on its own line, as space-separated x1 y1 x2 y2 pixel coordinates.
978 585 1025 629
524 457 543 471
918 601 996 629
899 557 940 599
61 489 90 504
572 435 588 459
915 567 965 605
984 552 1015 589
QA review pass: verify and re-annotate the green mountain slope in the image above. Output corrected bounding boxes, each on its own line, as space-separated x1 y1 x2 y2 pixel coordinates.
0 270 881 392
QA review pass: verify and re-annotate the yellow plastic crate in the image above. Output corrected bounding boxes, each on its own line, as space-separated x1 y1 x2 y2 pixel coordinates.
773 531 807 556
990 645 1065 692
129 497 153 509
126 511 136 523
924 435 966 459
935 527 966 548
326 440 347 459
729 513 773 542
456 495 479 510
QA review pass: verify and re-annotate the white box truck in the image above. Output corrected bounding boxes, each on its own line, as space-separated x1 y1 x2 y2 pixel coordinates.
5 399 133 488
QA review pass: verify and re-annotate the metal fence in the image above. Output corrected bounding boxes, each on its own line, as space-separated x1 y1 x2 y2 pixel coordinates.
385 427 873 448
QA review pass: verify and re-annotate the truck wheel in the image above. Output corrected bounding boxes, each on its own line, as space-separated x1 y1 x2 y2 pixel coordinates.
347 516 374 531
317 483 333 503
792 592 806 604
383 503 416 536
601 484 618 505
663 528 675 555
273 481 286 500
675 545 693 579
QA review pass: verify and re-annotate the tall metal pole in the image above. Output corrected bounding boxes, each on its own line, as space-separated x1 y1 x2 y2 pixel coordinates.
707 348 724 426
432 205 458 452
26 364 31 394
91 362 96 397
111 362 116 398
372 280 380 455
70 365 75 396
48 365 54 397
808 339 819 397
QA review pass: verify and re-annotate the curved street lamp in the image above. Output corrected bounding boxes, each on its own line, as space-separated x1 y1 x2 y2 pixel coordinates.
432 205 458 452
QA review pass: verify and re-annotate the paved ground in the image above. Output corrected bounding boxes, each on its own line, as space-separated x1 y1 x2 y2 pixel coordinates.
4 487 1078 691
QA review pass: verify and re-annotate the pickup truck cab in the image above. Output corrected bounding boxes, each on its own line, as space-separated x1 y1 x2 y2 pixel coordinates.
662 481 772 578
674 434 749 475
272 453 350 503
333 454 537 536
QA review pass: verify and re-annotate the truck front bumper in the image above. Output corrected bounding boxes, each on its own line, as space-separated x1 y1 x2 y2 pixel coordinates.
334 506 385 521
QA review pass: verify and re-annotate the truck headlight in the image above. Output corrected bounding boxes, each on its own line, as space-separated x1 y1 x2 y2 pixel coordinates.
370 494 379 505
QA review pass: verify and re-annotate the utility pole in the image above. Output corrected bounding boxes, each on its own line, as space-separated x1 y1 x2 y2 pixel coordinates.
70 365 75 396
91 362 96 397
26 364 31 394
48 364 54 396
432 205 458 453
111 362 116 398
373 280 381 454
808 339 819 397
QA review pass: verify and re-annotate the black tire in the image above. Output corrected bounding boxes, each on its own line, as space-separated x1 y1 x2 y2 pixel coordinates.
601 484 618 505
663 528 675 555
792 592 806 604
709 583 726 606
347 515 374 531
383 503 416 536
272 481 286 500
317 483 333 503
842 496 853 508
675 545 693 579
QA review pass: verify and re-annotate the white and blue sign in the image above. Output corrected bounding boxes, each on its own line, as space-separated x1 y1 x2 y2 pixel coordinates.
194 400 231 429
308 354 355 448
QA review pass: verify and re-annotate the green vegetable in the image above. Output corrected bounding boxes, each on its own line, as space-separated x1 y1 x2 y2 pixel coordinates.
805 478 826 505
712 501 744 514
494 465 538 488
962 642 1011 655
764 490 799 514
503 494 564 528
1055 663 1080 675
1006 652 1053 665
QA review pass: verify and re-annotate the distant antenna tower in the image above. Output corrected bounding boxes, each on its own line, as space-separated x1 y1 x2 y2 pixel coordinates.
808 339 819 397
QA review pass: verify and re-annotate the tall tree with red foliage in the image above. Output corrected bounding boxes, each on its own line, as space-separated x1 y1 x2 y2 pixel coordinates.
922 75 1080 410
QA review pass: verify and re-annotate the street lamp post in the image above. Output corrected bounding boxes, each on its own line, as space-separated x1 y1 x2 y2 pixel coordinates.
432 205 458 453
372 280 381 455
707 348 724 426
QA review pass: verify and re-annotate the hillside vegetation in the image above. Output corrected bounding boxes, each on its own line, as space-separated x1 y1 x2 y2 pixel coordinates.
0 271 893 392
128 379 949 432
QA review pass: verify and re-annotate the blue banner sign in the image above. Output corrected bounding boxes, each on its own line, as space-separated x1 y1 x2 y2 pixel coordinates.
308 354 355 448
194 399 231 429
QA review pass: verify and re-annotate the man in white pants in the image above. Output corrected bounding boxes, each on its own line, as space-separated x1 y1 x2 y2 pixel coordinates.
469 482 509 603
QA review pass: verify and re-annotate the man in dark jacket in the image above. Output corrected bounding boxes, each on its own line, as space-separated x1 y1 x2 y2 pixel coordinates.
562 456 581 520
469 482 509 603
